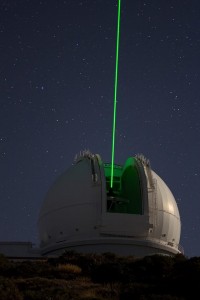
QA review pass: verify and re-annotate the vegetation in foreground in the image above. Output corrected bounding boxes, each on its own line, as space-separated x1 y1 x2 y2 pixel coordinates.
0 251 199 299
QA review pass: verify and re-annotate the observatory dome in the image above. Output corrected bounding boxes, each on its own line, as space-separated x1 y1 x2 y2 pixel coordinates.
38 152 182 256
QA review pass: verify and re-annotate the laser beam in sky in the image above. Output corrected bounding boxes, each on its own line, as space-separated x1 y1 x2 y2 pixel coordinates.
110 0 121 188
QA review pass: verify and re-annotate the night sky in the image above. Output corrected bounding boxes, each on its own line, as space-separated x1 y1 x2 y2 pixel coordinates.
0 0 200 258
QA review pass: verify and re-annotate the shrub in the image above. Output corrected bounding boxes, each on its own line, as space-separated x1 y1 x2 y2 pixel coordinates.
76 253 103 275
0 277 22 300
91 262 123 285
16 277 77 300
57 263 82 274
0 254 14 276
57 250 81 265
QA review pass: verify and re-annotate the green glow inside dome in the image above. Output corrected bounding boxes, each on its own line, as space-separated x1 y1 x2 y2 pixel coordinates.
104 157 143 214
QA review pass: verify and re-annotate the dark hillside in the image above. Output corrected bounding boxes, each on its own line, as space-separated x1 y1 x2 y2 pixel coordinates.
0 252 198 299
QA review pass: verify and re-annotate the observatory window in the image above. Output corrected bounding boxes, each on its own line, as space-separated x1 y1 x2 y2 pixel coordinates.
104 159 143 214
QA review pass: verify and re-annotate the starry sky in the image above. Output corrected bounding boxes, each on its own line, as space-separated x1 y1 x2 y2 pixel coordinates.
0 0 200 257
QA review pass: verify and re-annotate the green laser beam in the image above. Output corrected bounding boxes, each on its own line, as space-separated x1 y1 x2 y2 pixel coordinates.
110 0 121 188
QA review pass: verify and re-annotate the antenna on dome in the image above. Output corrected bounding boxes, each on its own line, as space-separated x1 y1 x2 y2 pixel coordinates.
110 0 121 188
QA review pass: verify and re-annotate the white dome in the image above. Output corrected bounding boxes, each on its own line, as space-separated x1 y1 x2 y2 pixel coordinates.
38 152 182 256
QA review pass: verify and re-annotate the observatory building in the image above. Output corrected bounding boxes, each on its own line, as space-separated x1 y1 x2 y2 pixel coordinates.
38 151 182 257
